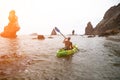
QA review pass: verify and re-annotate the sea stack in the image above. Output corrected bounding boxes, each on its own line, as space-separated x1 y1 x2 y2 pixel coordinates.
85 22 94 35
0 10 20 38
51 29 57 35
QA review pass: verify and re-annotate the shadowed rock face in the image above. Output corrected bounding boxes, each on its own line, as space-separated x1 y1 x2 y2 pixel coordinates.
93 3 120 35
0 10 20 38
85 22 94 35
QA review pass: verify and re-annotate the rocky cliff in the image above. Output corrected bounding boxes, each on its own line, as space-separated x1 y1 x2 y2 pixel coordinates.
93 3 120 36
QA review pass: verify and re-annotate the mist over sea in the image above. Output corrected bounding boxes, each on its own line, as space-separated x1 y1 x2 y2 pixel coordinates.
0 35 120 80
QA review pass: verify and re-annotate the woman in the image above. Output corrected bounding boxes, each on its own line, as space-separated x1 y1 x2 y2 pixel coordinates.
63 37 73 50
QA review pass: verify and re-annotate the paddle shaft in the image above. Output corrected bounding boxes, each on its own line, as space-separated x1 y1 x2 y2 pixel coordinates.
54 27 66 38
59 31 66 38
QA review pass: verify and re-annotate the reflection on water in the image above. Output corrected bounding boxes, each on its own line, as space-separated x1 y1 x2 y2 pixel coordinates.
0 37 21 55
0 35 120 80
0 37 30 77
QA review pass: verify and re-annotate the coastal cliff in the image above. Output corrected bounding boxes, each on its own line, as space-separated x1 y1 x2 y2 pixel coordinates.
93 3 120 36
85 3 120 36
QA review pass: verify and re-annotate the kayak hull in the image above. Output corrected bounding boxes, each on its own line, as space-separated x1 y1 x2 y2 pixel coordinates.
56 45 78 57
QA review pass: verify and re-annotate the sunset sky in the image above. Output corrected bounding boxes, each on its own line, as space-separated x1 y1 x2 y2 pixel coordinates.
0 0 119 35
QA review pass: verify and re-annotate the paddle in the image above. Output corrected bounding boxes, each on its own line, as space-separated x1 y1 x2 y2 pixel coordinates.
54 27 66 38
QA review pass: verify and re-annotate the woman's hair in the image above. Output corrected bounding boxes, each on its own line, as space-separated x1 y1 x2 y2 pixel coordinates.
68 37 71 40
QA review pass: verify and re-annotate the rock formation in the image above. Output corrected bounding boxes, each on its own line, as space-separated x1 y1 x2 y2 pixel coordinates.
93 3 120 36
51 29 57 35
0 10 20 38
37 35 45 40
72 30 75 35
85 22 94 35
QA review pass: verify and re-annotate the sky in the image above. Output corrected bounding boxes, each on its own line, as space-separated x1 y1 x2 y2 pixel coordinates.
0 0 119 35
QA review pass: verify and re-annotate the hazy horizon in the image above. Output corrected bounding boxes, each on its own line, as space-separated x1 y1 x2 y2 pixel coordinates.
0 0 119 35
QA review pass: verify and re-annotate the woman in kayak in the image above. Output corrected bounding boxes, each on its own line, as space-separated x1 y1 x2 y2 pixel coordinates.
63 37 73 50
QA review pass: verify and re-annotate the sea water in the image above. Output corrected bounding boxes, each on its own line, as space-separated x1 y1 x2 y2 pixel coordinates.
0 35 120 80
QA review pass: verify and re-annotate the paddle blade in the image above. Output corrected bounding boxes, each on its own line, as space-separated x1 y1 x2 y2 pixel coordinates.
55 27 60 32
54 27 66 38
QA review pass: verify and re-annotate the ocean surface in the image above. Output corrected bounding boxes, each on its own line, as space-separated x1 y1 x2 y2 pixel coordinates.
0 35 120 80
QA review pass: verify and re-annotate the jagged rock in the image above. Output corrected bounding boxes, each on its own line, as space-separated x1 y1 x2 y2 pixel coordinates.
37 35 45 40
93 3 120 36
85 22 94 35
0 10 20 38
51 29 57 35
